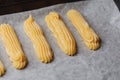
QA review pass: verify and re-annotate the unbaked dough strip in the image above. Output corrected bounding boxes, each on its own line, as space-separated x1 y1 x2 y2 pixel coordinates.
0 60 5 76
67 9 100 50
24 15 53 63
45 12 76 56
0 24 27 69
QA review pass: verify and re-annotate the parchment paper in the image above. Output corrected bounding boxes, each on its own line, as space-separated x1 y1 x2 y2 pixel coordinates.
0 0 120 80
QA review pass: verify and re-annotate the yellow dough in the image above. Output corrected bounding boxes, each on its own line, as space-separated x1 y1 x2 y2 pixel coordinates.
45 12 76 56
0 60 5 76
24 15 53 63
67 9 100 50
0 24 27 69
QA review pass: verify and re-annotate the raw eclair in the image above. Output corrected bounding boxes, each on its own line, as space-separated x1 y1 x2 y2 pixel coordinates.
45 12 76 56
0 60 5 76
67 9 100 50
0 24 27 69
24 15 53 63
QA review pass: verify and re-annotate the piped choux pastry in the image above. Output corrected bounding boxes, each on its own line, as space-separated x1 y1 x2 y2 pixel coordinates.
0 60 5 76
45 12 76 56
0 24 27 69
24 15 53 63
67 9 100 50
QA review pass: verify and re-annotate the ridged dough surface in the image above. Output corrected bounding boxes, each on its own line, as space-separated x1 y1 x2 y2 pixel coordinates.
67 9 100 50
0 24 27 69
0 60 5 76
45 12 76 56
24 15 53 63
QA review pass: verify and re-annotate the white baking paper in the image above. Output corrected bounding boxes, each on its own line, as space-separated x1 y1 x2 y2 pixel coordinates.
0 0 120 80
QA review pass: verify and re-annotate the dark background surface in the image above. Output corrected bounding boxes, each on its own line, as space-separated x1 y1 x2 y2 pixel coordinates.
114 0 120 10
0 0 119 15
